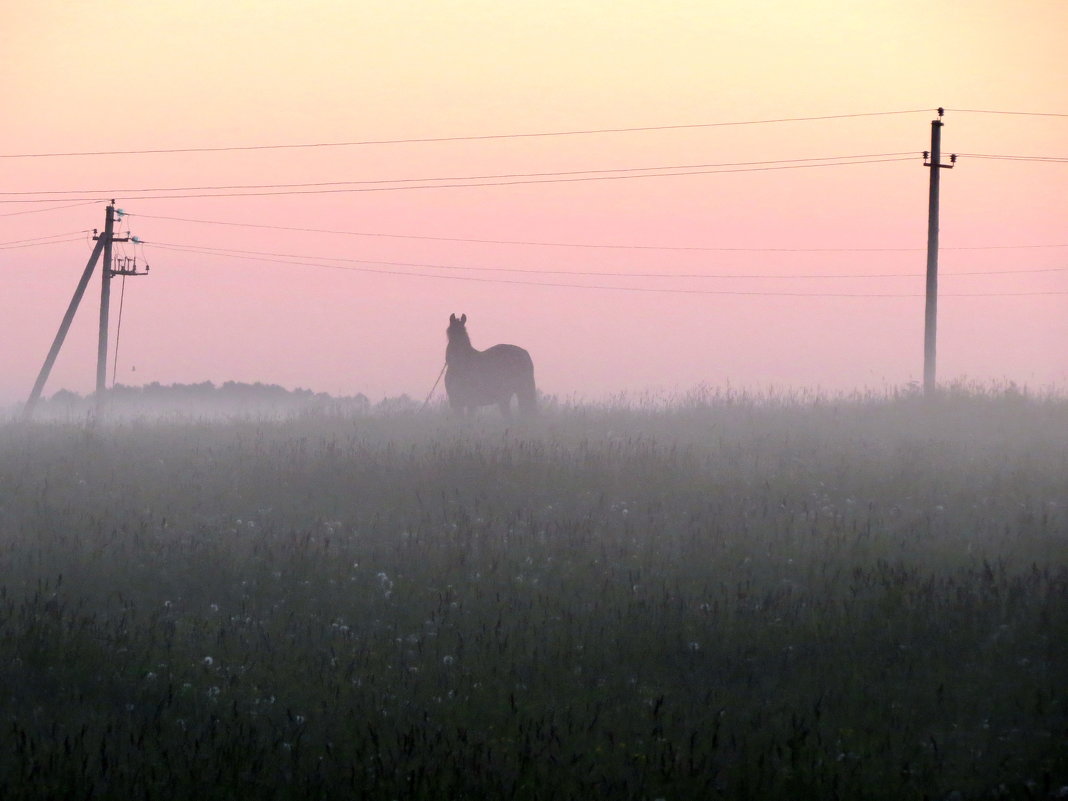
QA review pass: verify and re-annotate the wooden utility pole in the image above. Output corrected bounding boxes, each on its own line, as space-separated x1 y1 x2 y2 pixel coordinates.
923 108 956 397
96 204 117 415
22 202 143 421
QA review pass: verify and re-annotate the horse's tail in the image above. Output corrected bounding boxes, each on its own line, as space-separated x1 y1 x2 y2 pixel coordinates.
517 364 538 417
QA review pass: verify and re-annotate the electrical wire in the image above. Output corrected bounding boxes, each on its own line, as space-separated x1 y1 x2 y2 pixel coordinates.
111 274 128 387
0 109 932 159
0 200 101 216
956 152 1068 163
11 151 1066 200
946 109 1068 118
148 240 1068 280
0 236 86 250
127 212 1068 254
0 152 919 197
0 231 88 246
0 156 916 203
146 243 1068 299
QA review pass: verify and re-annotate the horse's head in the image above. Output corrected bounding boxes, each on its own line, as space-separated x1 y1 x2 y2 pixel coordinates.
447 313 468 343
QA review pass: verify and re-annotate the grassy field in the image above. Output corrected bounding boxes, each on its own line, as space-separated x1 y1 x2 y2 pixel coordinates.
1 389 1066 799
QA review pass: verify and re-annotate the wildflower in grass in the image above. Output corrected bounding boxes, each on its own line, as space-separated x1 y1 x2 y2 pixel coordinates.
688 641 701 652
377 572 393 598
442 655 455 666
202 656 214 667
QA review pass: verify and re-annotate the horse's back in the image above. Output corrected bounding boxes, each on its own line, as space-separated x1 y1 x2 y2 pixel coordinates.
445 342 536 414
483 343 533 371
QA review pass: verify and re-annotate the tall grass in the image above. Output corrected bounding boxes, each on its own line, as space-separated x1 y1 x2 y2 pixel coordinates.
0 388 1065 799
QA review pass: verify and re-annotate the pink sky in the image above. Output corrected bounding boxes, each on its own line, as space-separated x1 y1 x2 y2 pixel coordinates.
2 0 1066 405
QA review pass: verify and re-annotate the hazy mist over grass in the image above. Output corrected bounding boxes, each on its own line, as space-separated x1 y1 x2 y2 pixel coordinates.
1 387 1065 798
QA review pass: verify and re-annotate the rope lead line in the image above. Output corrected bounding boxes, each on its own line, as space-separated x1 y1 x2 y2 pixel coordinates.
421 362 448 411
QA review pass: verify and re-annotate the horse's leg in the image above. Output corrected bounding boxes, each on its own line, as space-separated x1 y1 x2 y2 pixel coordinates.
517 373 538 417
448 397 465 419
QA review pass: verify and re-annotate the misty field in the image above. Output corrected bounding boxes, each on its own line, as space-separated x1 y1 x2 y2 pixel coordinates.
1 389 1066 800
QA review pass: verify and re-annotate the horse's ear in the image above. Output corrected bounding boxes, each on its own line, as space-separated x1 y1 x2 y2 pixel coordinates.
460 313 467 324
450 313 456 323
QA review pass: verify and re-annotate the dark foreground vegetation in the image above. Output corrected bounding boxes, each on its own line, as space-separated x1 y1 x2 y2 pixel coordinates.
1 388 1066 800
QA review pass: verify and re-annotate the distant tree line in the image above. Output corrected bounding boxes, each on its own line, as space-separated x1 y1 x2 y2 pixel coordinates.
27 381 425 419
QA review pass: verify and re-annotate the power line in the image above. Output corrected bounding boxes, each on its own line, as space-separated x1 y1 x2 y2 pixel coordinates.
946 108 1068 118
0 152 918 197
148 241 1068 290
0 109 931 159
149 240 1068 279
0 236 86 250
0 156 916 203
128 212 1068 254
12 151 1066 200
159 251 1068 298
0 231 88 246
957 152 1068 163
0 200 101 217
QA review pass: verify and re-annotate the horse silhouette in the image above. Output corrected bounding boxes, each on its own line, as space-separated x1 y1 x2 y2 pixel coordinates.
444 313 536 418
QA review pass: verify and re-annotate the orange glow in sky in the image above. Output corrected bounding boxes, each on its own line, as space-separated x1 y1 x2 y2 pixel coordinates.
2 0 1066 404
